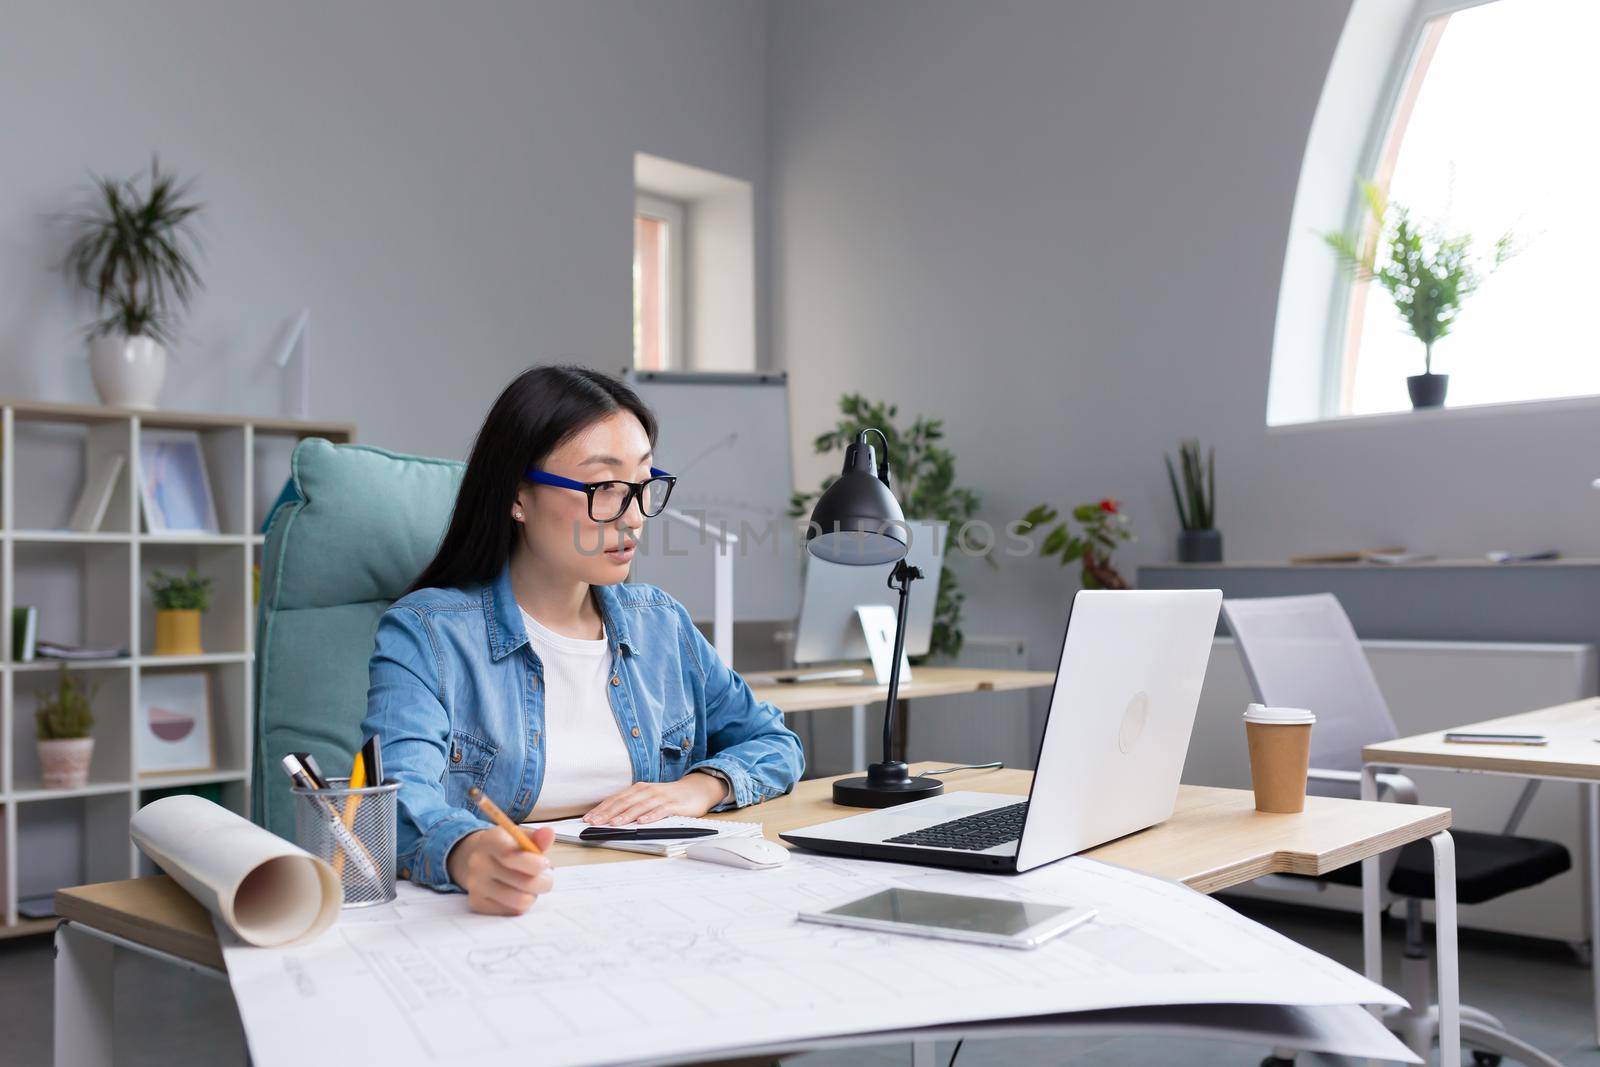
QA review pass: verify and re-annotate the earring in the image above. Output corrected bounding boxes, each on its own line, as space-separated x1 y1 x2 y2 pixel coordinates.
513 509 525 522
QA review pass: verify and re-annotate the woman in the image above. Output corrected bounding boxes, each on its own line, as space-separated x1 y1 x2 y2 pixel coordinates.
364 365 804 914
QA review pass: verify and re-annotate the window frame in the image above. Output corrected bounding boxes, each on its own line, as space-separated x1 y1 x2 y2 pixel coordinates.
635 192 687 371
1318 0 1529 418
1265 0 1577 427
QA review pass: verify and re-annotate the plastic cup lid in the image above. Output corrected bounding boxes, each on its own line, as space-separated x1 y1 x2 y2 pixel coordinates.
1243 702 1316 725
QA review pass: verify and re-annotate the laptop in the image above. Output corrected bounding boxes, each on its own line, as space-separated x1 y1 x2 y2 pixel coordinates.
780 588 1223 874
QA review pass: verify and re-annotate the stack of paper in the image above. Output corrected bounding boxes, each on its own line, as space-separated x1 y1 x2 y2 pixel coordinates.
217 851 1416 1066
37 640 129 660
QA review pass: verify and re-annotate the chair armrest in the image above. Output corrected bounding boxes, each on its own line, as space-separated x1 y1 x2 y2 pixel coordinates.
1306 768 1419 805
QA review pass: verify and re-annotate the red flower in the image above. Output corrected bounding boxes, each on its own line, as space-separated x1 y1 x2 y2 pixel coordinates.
1098 498 1120 513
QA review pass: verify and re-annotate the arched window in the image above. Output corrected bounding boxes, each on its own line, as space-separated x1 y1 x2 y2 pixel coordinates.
1269 0 1600 424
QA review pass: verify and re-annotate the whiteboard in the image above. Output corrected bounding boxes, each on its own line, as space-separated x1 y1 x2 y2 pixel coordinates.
623 370 801 622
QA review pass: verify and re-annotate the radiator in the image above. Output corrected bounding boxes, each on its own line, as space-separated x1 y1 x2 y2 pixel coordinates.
1185 637 1598 944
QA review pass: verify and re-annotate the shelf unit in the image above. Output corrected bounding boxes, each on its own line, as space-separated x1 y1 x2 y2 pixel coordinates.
0 398 353 937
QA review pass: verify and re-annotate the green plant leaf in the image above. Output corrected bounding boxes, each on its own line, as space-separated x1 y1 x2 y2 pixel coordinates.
1018 504 1057 532
35 665 97 740
1041 525 1068 556
1164 453 1190 530
61 157 204 344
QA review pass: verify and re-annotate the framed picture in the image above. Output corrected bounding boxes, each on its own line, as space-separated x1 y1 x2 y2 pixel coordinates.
140 430 219 534
138 670 214 774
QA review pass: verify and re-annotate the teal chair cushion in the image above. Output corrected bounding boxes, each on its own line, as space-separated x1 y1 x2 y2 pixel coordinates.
252 439 464 840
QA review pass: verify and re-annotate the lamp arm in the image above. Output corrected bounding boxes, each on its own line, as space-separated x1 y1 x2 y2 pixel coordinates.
880 560 922 764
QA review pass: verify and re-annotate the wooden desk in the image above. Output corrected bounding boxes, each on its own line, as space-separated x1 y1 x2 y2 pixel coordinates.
747 666 1057 714
58 763 1448 964
1364 697 1600 781
56 764 1465 1062
50 764 1459 1062
56 758 1465 1062
1365 696 1600 1044
748 666 1057 769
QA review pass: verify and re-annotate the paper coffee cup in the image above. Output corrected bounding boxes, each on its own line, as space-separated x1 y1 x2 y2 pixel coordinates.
1243 703 1315 814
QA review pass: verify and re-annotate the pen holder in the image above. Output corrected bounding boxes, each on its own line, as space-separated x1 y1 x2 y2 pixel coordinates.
290 777 399 907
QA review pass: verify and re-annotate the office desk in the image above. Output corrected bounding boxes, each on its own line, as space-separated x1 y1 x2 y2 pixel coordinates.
748 666 1057 769
1365 696 1600 1043
55 764 1456 1066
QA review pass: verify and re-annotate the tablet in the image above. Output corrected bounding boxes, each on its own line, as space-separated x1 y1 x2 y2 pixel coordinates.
797 887 1096 950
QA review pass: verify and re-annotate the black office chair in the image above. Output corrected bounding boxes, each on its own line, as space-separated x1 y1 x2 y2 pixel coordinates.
1223 594 1568 1067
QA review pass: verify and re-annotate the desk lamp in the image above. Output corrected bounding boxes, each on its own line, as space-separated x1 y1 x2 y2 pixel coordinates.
806 429 943 807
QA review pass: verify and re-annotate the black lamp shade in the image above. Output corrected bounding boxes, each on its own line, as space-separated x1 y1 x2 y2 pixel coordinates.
806 440 909 567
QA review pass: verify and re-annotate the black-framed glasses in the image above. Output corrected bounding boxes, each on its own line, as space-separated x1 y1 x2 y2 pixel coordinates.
524 466 676 522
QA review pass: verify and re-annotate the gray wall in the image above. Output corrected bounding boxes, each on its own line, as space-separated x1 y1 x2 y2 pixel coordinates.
7 0 1597 675
2 0 768 461
768 0 1600 682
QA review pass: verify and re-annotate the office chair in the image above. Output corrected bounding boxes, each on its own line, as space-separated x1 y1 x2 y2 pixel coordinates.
253 439 465 841
1222 594 1568 1067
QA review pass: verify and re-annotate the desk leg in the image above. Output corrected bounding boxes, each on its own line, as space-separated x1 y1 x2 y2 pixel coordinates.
1432 831 1459 1067
851 704 867 770
1360 764 1382 991
1588 782 1600 1044
55 921 115 1067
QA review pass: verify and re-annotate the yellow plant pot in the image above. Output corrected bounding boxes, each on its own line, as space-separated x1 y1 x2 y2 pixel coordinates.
154 609 203 656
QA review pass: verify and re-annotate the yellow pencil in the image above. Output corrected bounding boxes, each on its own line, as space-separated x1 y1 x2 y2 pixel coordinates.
468 787 544 855
332 750 368 879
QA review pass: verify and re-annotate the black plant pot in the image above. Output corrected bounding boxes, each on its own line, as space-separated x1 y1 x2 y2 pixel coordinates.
1407 373 1449 409
1177 528 1223 563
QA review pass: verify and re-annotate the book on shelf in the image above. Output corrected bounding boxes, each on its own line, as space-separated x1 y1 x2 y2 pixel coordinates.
11 606 38 661
68 452 126 532
35 639 129 660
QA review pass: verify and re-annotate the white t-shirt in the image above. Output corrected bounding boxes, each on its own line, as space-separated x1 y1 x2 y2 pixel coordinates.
520 608 635 821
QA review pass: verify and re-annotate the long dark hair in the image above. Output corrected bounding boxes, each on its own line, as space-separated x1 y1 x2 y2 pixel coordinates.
406 365 657 594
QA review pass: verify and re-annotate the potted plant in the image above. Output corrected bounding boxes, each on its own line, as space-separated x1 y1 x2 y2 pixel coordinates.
149 568 213 655
792 395 983 659
36 666 97 789
1322 181 1514 409
1019 498 1134 589
1165 439 1220 562
63 157 204 409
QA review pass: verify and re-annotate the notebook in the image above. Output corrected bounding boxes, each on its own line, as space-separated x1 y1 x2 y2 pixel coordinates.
529 815 765 857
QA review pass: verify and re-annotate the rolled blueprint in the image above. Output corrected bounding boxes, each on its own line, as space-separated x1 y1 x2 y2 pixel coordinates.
131 795 341 946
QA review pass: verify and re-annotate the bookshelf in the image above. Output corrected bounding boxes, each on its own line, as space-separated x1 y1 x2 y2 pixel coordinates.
0 398 353 937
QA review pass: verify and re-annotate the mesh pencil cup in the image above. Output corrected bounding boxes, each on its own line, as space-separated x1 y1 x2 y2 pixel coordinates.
290 777 399 907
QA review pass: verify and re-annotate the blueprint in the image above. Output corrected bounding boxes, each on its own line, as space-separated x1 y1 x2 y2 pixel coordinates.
219 852 1411 1066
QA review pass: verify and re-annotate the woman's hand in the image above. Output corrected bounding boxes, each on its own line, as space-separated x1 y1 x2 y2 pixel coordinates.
583 772 728 825
446 825 557 915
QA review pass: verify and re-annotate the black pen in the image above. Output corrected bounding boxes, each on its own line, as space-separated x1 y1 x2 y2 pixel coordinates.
578 826 721 841
290 751 331 789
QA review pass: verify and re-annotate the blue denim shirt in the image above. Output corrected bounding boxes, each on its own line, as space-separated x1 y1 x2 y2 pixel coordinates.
364 564 805 891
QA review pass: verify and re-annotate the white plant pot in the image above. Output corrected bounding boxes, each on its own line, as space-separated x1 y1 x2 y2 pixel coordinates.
89 333 167 410
38 737 94 789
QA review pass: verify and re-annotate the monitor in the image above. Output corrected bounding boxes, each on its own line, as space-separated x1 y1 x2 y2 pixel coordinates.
792 520 946 665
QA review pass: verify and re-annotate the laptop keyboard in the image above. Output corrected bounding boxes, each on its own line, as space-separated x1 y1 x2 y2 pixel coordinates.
886 802 1028 851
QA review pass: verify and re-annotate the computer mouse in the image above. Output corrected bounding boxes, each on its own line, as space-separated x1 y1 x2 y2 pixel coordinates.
685 836 790 870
